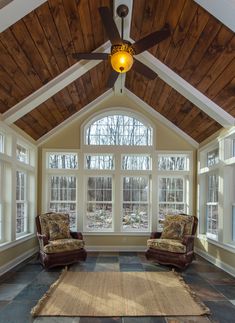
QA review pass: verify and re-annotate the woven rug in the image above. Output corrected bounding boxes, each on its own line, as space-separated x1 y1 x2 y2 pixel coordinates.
31 270 210 317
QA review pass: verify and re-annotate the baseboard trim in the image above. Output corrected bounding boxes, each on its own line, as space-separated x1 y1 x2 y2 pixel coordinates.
195 247 235 277
86 245 146 252
0 247 38 277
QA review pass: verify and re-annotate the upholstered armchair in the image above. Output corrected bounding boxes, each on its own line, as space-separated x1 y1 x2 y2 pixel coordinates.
36 212 87 269
146 214 198 269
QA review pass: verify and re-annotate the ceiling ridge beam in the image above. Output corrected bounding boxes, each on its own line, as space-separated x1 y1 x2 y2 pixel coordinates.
36 89 114 146
3 41 111 124
0 0 47 32
131 48 234 128
125 88 199 148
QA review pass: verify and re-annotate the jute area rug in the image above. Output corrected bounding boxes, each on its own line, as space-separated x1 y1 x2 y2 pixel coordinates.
31 270 210 317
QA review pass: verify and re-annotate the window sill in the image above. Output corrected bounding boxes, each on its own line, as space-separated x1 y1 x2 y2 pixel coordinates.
83 232 151 236
197 234 235 254
0 233 35 252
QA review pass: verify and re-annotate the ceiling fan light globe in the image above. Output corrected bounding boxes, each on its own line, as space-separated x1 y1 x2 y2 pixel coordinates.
111 51 133 73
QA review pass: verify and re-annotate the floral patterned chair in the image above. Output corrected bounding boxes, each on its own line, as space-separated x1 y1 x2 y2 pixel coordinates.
146 214 198 269
36 212 87 269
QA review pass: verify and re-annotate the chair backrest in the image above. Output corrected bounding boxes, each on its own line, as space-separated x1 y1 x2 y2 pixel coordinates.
164 214 198 237
36 212 70 237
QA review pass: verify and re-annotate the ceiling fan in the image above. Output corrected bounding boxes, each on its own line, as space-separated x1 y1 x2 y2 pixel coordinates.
72 4 171 88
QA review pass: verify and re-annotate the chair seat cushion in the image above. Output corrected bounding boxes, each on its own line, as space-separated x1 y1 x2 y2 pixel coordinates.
147 238 186 254
43 238 85 254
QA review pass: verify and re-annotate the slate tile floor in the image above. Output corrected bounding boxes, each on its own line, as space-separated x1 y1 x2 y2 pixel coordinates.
0 252 235 323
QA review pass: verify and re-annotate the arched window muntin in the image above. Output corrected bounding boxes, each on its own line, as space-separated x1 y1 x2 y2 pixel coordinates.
82 108 154 148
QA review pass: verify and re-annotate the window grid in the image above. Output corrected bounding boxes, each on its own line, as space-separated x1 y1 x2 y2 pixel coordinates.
122 176 149 231
206 174 219 238
49 175 77 229
122 155 151 170
86 176 113 232
48 153 78 169
16 170 27 235
85 154 114 170
86 115 152 146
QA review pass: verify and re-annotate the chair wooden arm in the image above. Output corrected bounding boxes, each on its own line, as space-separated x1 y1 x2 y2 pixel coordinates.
182 235 194 245
70 231 84 240
150 232 162 239
37 233 49 248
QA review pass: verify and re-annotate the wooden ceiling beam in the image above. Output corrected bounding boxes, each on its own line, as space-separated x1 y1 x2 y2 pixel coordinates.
0 0 47 32
134 50 235 128
2 41 111 124
194 0 235 32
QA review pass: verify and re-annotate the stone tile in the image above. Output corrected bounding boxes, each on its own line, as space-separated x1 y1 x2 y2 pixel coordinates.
165 316 211 322
123 317 166 323
189 283 226 301
205 300 235 323
181 273 208 285
79 318 121 323
0 300 10 310
119 256 141 264
14 282 49 301
213 284 235 299
119 252 138 257
98 252 119 257
34 270 61 285
0 271 38 284
143 263 169 272
119 263 144 272
94 263 119 272
33 317 80 322
14 263 43 273
198 272 235 285
0 300 37 323
0 283 28 301
96 256 119 263
70 262 96 272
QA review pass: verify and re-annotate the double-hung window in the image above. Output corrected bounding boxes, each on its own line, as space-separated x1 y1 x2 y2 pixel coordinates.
206 173 219 239
16 170 27 235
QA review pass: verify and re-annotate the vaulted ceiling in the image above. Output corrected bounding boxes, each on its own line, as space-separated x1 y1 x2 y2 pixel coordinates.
0 0 234 144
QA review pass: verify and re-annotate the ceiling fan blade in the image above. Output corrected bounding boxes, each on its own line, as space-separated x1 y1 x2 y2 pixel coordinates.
99 7 122 45
131 24 171 55
107 70 119 88
132 59 158 80
72 53 109 60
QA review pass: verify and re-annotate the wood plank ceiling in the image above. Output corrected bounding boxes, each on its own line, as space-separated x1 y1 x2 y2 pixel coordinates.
0 0 234 142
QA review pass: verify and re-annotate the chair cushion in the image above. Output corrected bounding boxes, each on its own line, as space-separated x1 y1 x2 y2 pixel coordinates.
165 214 194 236
39 213 70 238
43 238 85 254
161 220 185 240
147 238 186 253
48 220 71 240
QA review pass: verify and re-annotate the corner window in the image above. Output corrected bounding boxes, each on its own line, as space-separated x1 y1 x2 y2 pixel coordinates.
0 134 4 153
207 148 219 167
206 173 219 239
16 144 29 164
16 170 27 235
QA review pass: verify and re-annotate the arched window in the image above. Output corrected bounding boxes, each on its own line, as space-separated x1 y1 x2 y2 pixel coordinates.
85 114 152 146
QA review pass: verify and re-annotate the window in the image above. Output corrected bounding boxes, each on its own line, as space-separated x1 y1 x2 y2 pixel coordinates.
86 176 112 232
122 155 151 170
48 153 78 169
158 155 188 171
0 164 2 241
0 134 4 153
233 139 235 157
232 205 235 242
16 143 29 164
122 176 149 231
158 177 185 223
16 170 27 235
207 148 219 167
85 115 152 146
49 176 77 229
206 174 218 239
85 155 114 170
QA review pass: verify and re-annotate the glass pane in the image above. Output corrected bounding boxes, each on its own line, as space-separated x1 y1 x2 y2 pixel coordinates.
86 115 152 146
123 177 148 202
158 203 185 224
208 174 218 203
232 205 235 241
207 148 219 167
122 203 148 231
48 153 78 169
16 144 28 163
122 155 151 170
86 203 112 231
158 156 187 171
0 134 3 153
16 203 26 233
85 155 114 170
16 171 26 201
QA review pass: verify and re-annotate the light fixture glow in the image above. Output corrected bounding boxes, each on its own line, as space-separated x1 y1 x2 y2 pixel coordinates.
110 44 134 73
